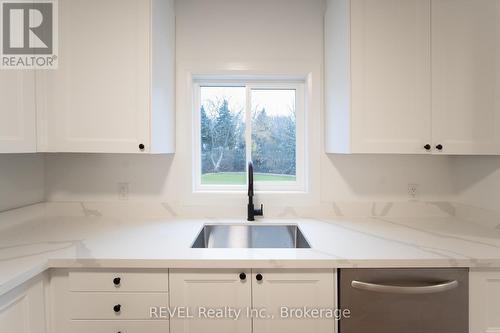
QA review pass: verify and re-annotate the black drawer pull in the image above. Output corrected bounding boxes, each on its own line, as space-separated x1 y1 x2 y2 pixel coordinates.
113 304 121 313
113 277 121 286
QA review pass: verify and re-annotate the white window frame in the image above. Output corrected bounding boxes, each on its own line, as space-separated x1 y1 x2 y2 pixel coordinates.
193 79 307 193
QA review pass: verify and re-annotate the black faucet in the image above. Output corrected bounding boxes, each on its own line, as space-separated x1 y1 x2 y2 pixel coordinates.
247 161 263 221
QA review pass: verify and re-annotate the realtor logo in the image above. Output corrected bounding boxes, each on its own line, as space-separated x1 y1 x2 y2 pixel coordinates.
1 0 58 69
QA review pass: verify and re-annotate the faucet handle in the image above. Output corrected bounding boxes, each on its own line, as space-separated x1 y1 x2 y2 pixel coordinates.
256 204 264 216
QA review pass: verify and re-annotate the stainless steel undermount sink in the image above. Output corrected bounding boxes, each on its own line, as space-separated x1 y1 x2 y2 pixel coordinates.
192 224 311 249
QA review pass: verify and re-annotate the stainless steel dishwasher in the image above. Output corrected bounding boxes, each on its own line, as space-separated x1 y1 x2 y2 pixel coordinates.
339 268 468 333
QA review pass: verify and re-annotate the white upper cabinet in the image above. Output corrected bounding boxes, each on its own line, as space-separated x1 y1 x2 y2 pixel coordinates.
432 0 500 155
36 0 175 153
325 0 432 154
0 71 37 153
326 0 500 155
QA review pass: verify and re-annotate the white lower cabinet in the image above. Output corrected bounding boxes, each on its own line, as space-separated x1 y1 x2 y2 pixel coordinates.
69 293 168 320
12 268 499 333
252 269 336 333
68 270 169 293
50 269 169 333
170 269 252 333
470 269 500 333
169 269 336 333
0 273 48 333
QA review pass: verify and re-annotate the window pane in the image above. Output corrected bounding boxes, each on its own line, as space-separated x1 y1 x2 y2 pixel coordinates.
251 89 297 182
200 87 246 185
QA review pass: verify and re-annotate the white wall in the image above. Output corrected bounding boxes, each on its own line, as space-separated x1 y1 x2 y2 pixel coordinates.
45 154 174 202
44 0 456 212
176 0 323 62
0 155 44 212
322 154 454 202
453 156 500 212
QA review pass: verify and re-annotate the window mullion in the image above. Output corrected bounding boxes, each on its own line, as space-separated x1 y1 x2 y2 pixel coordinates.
194 83 201 191
245 85 252 170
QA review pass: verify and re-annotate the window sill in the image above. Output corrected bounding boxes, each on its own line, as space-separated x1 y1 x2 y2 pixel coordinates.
194 189 308 195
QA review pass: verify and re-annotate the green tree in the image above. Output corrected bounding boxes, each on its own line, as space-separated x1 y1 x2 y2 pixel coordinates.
201 99 244 173
252 108 296 176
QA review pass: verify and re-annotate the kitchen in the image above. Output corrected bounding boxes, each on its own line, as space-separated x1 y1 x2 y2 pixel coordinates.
0 0 499 332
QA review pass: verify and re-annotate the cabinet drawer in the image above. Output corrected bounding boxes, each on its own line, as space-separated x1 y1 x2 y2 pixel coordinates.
70 293 168 320
71 320 169 333
69 270 169 292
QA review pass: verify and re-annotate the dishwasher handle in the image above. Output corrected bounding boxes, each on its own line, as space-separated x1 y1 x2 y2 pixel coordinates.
351 280 459 294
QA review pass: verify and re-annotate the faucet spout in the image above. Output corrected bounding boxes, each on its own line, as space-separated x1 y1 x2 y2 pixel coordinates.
247 161 263 221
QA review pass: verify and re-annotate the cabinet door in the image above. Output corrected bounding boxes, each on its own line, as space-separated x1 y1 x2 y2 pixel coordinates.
252 269 335 333
169 269 252 333
350 0 431 153
432 0 500 155
0 71 36 153
36 0 150 153
470 270 500 333
0 275 47 333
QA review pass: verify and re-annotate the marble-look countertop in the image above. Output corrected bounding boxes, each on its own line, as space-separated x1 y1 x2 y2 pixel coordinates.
1 203 500 296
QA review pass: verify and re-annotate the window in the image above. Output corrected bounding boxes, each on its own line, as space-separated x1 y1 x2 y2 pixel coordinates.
193 80 306 192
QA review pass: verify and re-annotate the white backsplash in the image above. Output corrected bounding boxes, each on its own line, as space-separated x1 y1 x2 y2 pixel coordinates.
0 154 44 211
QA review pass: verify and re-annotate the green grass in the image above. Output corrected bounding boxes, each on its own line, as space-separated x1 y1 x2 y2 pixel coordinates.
201 172 296 185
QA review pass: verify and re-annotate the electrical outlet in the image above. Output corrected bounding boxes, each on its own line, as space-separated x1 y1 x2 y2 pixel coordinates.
118 183 129 200
408 183 419 198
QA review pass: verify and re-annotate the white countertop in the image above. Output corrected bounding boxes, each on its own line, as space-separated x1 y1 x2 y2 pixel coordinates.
1 203 500 296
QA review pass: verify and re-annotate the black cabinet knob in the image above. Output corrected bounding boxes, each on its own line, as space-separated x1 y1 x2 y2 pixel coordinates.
424 144 431 151
436 144 443 151
113 277 121 286
139 144 145 151
256 273 263 281
113 304 121 313
239 273 246 281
